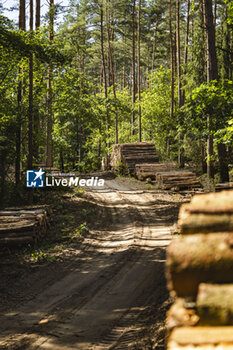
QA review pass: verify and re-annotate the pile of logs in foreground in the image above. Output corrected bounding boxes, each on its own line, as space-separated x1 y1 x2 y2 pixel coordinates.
110 142 159 174
136 163 201 190
166 190 233 349
0 206 51 248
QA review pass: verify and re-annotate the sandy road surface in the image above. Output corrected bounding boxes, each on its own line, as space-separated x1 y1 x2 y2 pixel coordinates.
0 178 182 350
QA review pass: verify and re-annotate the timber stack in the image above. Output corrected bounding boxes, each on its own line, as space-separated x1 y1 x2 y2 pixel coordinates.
0 205 51 248
136 163 200 190
135 163 177 181
166 190 233 349
156 170 200 190
110 142 159 174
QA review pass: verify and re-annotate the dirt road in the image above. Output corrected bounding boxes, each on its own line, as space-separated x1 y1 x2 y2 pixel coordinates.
0 178 185 349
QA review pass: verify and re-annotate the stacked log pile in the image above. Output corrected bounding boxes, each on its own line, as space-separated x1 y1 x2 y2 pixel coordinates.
156 170 200 190
0 206 51 248
215 182 233 191
110 142 159 174
166 190 233 349
135 163 177 181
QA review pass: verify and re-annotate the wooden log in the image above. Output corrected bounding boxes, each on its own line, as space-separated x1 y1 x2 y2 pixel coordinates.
197 283 233 325
179 204 233 234
156 170 200 190
0 213 47 223
0 209 47 216
0 220 39 234
3 204 51 211
167 327 233 350
166 233 233 297
183 190 233 214
135 163 178 181
0 230 36 239
0 206 50 247
0 236 34 246
110 142 159 174
215 182 233 191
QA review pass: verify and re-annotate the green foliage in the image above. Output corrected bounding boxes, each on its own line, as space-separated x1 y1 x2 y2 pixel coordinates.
183 80 233 139
225 0 233 23
140 67 172 157
0 16 68 64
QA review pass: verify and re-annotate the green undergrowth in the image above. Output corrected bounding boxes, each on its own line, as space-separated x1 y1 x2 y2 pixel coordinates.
25 222 89 264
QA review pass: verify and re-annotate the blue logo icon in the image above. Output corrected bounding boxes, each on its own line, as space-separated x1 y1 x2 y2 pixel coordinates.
26 169 45 188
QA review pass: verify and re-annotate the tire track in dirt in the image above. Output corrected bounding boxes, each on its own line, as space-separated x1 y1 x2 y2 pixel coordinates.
94 185 171 349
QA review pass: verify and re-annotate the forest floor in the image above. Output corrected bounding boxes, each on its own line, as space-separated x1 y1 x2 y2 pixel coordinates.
0 177 189 350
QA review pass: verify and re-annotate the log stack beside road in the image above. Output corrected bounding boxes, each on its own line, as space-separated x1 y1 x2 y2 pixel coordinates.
156 170 200 190
110 142 159 174
135 163 177 181
166 190 233 349
0 205 51 248
136 163 200 190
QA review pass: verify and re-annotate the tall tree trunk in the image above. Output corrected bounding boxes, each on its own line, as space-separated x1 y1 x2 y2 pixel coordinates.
183 0 190 101
221 6 231 80
203 0 214 179
138 0 142 142
202 0 208 79
151 18 158 74
214 0 217 28
36 0 40 29
100 4 110 150
168 0 174 157
16 0 26 185
34 0 40 162
123 26 127 89
106 0 118 144
131 0 136 137
176 0 182 108
46 0 54 167
176 0 185 168
204 0 218 82
28 0 33 170
204 0 229 182
19 0 25 30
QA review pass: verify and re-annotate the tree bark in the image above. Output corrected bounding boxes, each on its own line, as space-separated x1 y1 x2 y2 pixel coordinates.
138 0 142 142
28 0 34 170
123 27 127 89
36 0 40 29
217 143 229 183
183 0 190 101
19 0 26 30
204 0 215 179
131 0 136 137
151 18 158 74
106 0 118 144
46 0 54 167
100 4 110 150
176 0 182 108
176 0 185 168
204 0 218 82
34 0 40 162
16 0 26 185
168 0 174 157
204 0 229 182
